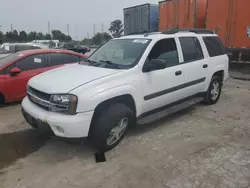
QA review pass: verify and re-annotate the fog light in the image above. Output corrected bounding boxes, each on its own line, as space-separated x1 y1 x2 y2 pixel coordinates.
55 126 64 133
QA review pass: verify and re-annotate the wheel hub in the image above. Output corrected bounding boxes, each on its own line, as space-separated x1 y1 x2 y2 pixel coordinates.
107 117 128 146
211 81 220 100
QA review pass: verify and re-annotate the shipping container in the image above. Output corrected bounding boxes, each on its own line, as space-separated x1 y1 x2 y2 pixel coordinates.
123 4 159 35
159 0 207 32
206 0 250 50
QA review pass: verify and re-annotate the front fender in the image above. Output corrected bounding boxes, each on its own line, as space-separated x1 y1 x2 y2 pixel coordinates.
77 84 141 116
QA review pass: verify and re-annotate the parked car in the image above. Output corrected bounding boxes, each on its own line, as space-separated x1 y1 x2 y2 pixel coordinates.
55 42 90 54
21 29 228 152
0 43 49 59
0 49 87 104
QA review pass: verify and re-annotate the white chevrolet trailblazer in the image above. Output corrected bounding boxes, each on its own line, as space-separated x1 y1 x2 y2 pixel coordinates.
22 29 229 151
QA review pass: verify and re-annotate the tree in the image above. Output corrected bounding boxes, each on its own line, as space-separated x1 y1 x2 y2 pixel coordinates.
109 20 124 38
51 30 71 41
36 32 44 40
28 31 37 41
44 34 52 40
92 32 112 45
19 30 28 41
0 31 4 43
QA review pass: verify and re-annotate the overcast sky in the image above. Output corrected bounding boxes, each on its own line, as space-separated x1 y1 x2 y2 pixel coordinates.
0 0 159 40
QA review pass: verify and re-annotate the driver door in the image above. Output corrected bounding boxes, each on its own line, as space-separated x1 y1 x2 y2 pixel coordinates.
141 38 186 113
3 54 47 101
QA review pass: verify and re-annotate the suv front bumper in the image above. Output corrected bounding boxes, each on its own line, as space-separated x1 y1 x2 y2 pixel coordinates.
21 97 94 138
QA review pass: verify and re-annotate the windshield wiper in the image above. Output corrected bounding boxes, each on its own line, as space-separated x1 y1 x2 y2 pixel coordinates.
80 59 98 65
99 60 120 69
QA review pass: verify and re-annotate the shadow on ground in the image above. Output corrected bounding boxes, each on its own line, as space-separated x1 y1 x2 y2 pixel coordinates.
0 101 21 108
0 129 48 169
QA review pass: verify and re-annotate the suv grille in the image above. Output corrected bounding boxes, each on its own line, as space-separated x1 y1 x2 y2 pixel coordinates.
27 87 51 101
27 86 51 110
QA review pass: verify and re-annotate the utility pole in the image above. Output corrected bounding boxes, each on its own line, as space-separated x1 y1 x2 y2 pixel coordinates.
101 23 104 33
67 24 70 36
48 21 51 34
93 24 96 36
10 24 13 32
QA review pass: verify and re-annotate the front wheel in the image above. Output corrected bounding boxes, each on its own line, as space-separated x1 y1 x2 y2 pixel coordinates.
204 75 222 105
89 103 134 152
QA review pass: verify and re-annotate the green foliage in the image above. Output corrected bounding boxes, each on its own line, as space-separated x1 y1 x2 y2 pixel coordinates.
0 29 71 43
51 30 71 41
0 31 3 43
82 32 112 45
19 31 28 41
109 20 124 38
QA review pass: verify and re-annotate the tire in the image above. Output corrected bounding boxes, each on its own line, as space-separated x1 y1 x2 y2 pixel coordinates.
89 103 135 152
0 93 5 106
204 75 222 105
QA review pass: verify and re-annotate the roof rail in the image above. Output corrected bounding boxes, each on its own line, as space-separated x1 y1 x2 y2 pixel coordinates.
162 28 214 34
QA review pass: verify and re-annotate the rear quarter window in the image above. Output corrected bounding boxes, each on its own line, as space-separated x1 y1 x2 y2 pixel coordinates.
203 37 226 57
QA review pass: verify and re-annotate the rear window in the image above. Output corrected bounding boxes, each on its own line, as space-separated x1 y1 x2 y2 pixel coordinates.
203 37 226 57
0 53 19 68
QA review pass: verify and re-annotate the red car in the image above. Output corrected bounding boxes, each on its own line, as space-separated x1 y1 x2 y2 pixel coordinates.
0 49 87 104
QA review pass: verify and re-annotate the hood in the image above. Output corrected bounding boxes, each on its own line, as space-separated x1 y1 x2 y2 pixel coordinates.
28 64 122 94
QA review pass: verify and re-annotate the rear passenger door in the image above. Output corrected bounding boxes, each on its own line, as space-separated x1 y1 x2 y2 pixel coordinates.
178 36 208 96
202 36 228 82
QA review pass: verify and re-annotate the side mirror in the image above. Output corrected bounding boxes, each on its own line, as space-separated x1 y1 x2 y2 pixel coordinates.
143 59 166 72
10 67 21 76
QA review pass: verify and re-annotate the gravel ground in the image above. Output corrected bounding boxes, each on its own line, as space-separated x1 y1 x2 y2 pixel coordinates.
0 78 250 188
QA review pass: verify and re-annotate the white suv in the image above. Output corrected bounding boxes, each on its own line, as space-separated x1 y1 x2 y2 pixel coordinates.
21 29 229 152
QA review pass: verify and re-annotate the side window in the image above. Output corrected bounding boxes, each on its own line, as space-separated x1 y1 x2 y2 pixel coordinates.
49 53 80 66
148 38 179 67
49 53 63 66
15 54 46 71
61 54 80 63
203 37 226 57
179 37 204 62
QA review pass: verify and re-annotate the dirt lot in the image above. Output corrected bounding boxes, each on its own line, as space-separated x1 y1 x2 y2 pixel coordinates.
0 78 250 188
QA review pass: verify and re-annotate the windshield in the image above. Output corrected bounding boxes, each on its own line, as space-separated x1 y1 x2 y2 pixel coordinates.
81 38 151 69
0 53 19 68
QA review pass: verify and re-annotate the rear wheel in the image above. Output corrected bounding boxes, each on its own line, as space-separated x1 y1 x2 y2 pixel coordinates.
89 103 134 152
204 76 222 105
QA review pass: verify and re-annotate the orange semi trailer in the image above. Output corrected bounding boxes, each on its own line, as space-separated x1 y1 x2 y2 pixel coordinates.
159 0 207 32
206 0 250 62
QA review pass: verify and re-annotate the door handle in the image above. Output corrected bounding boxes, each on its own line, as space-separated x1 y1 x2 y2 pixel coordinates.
175 70 182 76
203 64 208 68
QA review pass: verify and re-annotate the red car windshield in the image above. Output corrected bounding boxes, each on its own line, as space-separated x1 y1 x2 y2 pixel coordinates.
0 53 19 69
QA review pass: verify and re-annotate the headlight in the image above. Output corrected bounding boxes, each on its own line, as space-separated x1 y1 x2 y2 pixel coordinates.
49 94 78 115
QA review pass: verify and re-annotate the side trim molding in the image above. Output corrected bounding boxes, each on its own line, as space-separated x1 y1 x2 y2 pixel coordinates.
144 77 206 101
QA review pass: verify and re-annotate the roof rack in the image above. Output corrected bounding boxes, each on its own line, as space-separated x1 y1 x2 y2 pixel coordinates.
162 28 214 34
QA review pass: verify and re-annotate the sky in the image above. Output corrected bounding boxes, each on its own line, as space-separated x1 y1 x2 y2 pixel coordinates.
0 0 159 40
